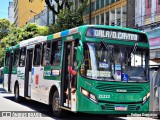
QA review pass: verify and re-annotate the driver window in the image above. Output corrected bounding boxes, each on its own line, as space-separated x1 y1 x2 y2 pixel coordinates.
81 43 91 75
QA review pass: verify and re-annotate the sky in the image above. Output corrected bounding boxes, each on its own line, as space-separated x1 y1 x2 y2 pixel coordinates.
0 0 13 19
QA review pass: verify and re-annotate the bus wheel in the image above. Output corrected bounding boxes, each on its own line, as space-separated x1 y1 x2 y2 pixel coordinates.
52 90 62 117
15 84 21 102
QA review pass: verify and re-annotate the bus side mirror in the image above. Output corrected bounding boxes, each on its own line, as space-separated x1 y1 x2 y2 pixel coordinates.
76 46 83 70
76 46 82 62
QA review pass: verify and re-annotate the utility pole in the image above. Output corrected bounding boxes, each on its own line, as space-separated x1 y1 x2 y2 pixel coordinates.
89 0 91 24
47 6 49 25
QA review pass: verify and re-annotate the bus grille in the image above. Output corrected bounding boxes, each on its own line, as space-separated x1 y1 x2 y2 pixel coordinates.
104 103 136 111
95 83 144 93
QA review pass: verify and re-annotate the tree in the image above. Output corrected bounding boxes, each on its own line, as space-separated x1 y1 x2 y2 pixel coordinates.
44 0 87 15
29 0 88 24
1 23 48 48
48 0 88 33
0 19 11 40
0 23 49 66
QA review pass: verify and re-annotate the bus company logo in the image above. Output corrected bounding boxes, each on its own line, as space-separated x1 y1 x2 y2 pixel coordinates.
119 95 124 100
116 89 127 92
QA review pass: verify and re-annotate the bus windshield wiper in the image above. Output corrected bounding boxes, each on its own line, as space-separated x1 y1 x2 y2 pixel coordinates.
100 39 114 62
126 43 138 63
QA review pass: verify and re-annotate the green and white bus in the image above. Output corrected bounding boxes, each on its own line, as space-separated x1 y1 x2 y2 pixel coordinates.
3 25 150 116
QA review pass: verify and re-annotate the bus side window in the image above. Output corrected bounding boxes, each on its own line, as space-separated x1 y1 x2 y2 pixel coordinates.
19 47 26 67
42 42 51 66
13 49 20 66
33 44 42 66
5 52 10 66
50 40 62 66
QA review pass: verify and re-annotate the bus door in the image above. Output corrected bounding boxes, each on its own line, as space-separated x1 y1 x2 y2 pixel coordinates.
8 52 13 92
24 49 33 97
31 43 43 101
61 40 77 111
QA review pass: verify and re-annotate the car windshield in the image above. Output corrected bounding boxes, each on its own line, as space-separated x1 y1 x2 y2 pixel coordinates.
80 42 149 82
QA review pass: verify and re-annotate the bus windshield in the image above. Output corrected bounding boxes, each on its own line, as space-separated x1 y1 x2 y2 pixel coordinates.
80 42 149 82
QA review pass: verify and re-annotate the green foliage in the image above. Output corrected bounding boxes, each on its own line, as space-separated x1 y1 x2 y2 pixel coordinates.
0 47 4 66
49 0 88 34
0 23 49 66
0 19 11 39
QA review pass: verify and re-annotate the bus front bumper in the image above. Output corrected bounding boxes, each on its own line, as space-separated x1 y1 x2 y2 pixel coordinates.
78 93 149 114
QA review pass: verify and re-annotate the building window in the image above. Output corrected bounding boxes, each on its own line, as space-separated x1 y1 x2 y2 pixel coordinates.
122 6 126 27
42 42 51 66
100 0 104 8
96 15 99 24
50 40 62 66
110 9 115 25
101 13 104 24
19 47 26 67
33 44 42 66
91 17 95 24
110 0 115 4
105 12 109 25
13 49 20 66
148 0 151 8
96 0 99 10
116 7 121 26
91 2 95 12
159 0 160 5
105 0 109 5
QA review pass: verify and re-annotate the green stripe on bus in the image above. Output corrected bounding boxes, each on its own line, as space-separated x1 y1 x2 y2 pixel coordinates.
47 34 53 40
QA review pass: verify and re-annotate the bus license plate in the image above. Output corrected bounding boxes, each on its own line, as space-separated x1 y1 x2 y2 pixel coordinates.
115 106 127 111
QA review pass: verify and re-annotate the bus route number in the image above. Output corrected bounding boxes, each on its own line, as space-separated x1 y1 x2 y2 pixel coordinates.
98 94 110 99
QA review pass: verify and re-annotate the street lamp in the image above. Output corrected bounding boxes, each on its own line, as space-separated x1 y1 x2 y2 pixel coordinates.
29 10 37 15
29 10 47 26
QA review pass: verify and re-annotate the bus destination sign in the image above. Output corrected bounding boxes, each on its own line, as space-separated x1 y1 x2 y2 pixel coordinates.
86 28 139 41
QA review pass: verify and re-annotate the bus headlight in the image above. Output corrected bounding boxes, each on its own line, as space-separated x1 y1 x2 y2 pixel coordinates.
142 92 150 104
80 87 97 103
81 88 89 96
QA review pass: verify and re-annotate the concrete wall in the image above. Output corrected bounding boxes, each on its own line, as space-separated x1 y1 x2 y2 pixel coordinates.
126 0 135 28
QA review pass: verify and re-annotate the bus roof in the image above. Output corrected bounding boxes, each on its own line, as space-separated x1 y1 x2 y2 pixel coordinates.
46 25 146 40
5 25 148 51
5 36 47 51
19 36 47 47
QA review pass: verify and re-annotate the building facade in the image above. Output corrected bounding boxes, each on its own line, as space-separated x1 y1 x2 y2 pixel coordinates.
28 7 54 26
82 0 127 27
28 0 59 26
135 0 160 28
14 0 45 27
135 0 160 64
26 0 128 27
8 2 14 23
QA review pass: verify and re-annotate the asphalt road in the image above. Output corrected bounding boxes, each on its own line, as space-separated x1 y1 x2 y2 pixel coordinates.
0 84 158 120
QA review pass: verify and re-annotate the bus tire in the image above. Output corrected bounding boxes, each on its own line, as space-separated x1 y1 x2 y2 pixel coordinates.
15 84 21 102
52 90 63 117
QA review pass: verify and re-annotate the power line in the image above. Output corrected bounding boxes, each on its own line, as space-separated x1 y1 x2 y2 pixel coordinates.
29 10 47 25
